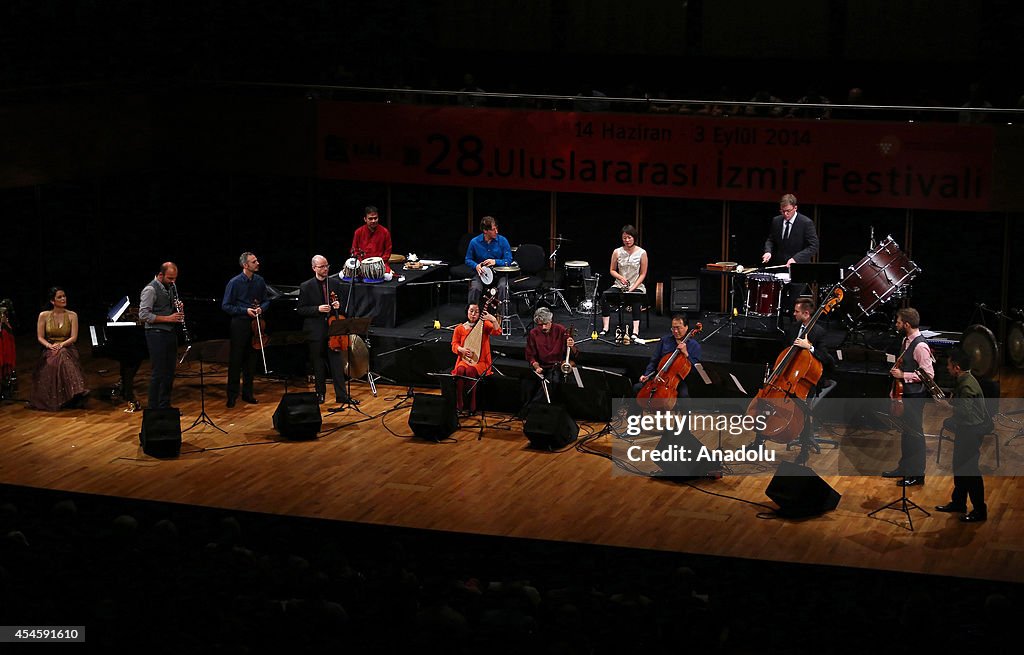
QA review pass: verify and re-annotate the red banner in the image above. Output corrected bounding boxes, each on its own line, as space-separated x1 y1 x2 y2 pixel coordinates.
317 101 994 211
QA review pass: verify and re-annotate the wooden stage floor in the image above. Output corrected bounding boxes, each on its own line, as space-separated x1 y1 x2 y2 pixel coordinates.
4 343 1024 586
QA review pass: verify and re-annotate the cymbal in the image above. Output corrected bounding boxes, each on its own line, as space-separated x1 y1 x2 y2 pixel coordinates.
551 235 572 243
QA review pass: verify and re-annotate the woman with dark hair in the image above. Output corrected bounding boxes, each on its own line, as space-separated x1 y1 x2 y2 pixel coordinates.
600 224 648 339
29 287 88 410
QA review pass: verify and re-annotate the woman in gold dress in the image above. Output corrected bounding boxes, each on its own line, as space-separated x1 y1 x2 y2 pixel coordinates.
29 287 88 410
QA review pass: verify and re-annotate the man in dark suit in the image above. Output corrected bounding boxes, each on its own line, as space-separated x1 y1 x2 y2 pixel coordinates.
296 255 352 406
761 193 819 325
748 297 836 464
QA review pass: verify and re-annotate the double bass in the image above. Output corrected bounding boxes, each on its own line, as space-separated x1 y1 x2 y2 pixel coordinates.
636 322 703 412
745 287 843 443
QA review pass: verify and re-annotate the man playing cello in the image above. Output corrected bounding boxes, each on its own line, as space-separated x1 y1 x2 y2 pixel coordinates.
636 314 702 396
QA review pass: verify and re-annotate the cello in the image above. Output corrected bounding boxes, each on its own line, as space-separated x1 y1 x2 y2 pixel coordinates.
745 287 843 443
636 322 703 412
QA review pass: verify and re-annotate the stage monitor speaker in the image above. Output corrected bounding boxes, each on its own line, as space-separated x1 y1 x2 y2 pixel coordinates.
524 404 579 450
670 276 700 314
765 461 841 518
409 393 458 441
654 429 717 479
731 330 785 364
139 408 182 458
273 392 322 439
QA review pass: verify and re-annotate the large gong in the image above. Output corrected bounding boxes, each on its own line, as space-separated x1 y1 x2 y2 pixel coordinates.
961 324 999 379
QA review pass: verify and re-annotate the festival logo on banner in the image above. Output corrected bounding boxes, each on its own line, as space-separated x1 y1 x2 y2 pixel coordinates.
318 101 993 211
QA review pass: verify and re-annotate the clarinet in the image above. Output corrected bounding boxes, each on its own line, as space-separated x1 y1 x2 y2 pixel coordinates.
170 283 191 344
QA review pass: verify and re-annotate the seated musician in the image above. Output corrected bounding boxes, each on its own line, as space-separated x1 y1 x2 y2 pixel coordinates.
29 287 89 411
635 314 701 396
351 205 393 270
600 224 648 340
466 215 512 305
748 297 835 464
451 303 500 413
522 307 578 409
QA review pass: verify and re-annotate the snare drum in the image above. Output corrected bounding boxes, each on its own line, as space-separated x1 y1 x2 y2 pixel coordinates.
745 273 783 317
564 260 591 285
360 256 386 282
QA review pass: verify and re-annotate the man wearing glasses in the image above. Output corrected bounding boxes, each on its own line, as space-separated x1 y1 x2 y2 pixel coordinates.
296 255 352 406
761 193 819 324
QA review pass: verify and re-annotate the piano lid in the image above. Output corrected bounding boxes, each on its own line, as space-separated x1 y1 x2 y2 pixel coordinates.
108 296 131 322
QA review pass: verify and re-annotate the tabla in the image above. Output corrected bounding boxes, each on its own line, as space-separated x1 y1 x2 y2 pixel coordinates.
840 236 920 322
360 256 386 282
341 257 360 282
564 260 591 285
745 273 783 317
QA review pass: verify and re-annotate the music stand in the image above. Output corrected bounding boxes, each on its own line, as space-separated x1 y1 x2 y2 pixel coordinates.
867 411 931 531
181 339 229 434
329 316 374 415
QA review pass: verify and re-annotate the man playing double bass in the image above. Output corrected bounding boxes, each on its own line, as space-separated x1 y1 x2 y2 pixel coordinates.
297 255 353 407
636 314 701 396
748 297 835 464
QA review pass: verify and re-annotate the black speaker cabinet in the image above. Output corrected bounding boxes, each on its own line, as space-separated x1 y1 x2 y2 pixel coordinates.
654 429 717 479
409 393 458 441
524 404 579 450
765 461 841 518
273 392 322 439
140 408 182 458
670 276 700 314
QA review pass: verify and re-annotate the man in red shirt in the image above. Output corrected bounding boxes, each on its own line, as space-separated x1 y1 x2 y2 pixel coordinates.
350 206 392 266
522 307 578 410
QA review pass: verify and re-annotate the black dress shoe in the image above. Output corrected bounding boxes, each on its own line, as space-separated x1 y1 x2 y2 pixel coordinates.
226 397 237 408
935 503 968 513
897 477 924 487
241 395 258 404
961 511 987 523
881 469 904 478
316 393 325 404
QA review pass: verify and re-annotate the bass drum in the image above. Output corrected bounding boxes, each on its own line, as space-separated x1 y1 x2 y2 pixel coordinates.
840 237 920 322
961 324 999 379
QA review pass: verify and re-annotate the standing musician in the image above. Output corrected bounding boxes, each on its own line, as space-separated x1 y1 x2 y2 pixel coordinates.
761 193 818 323
523 307 578 407
350 205 392 265
296 255 353 406
450 303 500 413
935 347 990 522
883 307 932 487
139 262 184 409
600 225 648 339
636 314 701 396
466 215 513 306
222 252 269 408
747 298 836 463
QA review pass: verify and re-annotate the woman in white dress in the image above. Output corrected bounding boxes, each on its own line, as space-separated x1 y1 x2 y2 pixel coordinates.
600 225 648 339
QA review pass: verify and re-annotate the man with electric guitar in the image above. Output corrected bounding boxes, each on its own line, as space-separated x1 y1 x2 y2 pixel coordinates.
297 255 353 406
